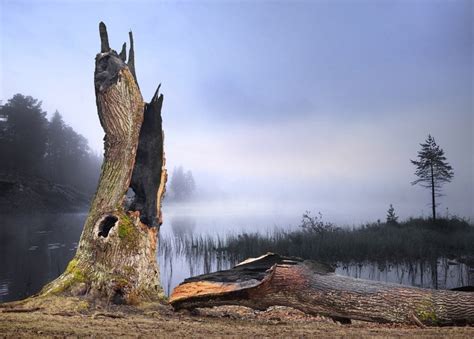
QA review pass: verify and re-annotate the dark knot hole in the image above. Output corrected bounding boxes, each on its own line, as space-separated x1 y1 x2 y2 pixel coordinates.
112 288 125 304
98 215 118 238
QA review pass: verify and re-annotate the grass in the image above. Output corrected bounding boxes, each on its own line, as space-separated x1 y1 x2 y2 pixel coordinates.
225 216 473 264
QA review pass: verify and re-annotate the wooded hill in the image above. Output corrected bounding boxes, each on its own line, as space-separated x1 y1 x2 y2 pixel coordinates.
0 94 101 212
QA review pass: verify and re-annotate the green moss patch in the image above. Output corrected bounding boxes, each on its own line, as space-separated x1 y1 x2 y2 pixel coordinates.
65 259 79 274
118 213 140 248
416 298 439 325
48 259 88 295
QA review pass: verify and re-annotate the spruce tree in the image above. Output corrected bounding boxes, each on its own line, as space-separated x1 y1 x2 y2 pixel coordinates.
411 135 453 221
386 204 398 225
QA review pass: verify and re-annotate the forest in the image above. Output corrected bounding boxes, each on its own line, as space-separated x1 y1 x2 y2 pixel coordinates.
0 94 101 196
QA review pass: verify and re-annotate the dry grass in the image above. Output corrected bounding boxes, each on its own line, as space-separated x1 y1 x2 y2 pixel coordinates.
1 297 473 337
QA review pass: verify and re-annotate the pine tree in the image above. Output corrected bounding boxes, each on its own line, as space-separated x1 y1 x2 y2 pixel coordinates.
45 111 66 181
169 166 196 201
411 135 454 221
0 94 48 174
386 204 398 225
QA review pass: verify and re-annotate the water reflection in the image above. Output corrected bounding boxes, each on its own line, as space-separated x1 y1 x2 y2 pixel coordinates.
158 232 473 296
171 216 196 238
335 259 472 290
159 234 234 296
0 213 85 302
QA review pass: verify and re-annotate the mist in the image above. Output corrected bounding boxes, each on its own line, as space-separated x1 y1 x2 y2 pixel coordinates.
2 0 472 226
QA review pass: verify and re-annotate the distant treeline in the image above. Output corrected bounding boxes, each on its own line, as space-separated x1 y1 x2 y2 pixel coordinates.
0 94 101 195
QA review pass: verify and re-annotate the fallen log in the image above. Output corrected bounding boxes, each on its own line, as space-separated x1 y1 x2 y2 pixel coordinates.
170 253 474 326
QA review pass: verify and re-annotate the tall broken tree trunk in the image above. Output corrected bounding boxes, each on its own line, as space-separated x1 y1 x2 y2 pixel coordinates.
170 253 474 326
40 22 167 304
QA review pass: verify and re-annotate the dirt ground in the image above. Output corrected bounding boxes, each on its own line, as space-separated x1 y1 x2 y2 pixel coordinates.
1 298 473 338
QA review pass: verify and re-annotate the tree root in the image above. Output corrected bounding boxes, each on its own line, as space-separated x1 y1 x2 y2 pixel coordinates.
410 313 427 329
1 307 42 313
92 312 126 319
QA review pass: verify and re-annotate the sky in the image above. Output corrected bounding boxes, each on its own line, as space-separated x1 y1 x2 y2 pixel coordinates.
1 0 472 224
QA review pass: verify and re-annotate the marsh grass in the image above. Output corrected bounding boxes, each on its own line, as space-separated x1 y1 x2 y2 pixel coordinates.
160 216 473 267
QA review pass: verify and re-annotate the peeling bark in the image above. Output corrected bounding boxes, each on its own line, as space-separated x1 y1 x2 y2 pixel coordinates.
40 22 166 305
170 253 474 326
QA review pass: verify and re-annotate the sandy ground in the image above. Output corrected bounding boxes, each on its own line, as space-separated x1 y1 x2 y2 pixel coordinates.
1 301 473 338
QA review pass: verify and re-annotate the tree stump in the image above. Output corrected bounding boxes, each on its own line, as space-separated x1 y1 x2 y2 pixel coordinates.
39 22 167 305
170 253 474 326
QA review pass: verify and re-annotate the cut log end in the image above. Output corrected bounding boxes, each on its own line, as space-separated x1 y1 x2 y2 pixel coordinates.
169 253 305 306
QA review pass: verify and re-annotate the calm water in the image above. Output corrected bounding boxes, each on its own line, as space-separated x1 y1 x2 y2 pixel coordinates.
0 213 85 302
0 210 472 302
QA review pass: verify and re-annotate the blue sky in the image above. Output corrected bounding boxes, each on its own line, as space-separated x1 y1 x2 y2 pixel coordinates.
1 0 472 223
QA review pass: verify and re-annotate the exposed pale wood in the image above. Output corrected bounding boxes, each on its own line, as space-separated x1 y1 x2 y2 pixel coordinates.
170 253 474 326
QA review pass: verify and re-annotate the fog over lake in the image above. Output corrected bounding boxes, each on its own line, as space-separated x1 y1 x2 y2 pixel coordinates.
2 204 472 302
2 0 472 222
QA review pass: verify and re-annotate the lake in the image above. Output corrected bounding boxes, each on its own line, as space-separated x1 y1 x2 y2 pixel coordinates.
0 208 472 302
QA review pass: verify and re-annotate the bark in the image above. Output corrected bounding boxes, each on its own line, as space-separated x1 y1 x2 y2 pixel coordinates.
170 253 474 326
40 22 166 305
